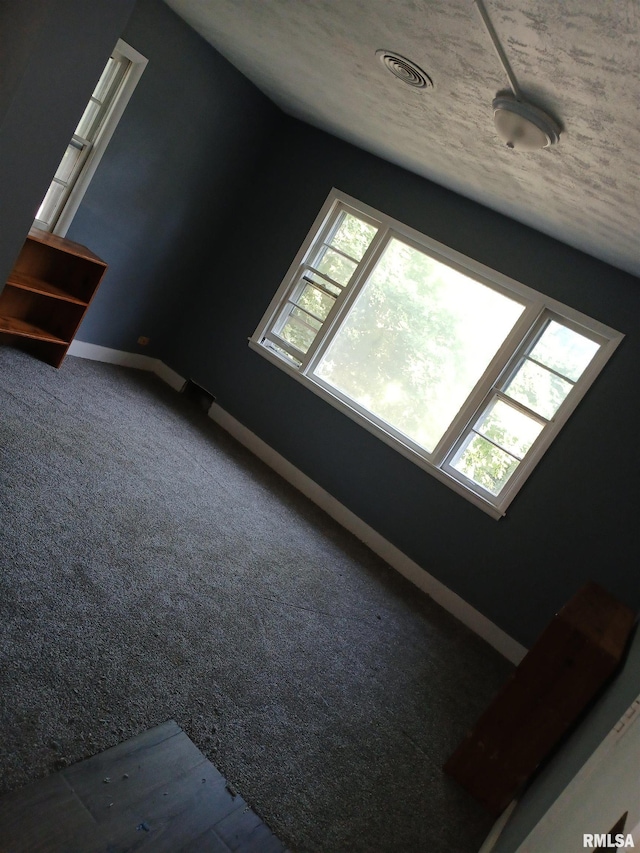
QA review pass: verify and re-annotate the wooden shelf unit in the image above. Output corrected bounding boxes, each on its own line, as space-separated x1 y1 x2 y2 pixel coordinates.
0 228 107 368
444 582 635 816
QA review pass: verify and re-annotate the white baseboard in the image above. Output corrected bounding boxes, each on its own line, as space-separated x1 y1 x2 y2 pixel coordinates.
208 402 527 665
67 342 527 664
68 340 185 391
151 360 186 392
68 340 159 370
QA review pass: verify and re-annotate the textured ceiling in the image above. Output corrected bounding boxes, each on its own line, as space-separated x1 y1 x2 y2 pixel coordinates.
163 0 640 278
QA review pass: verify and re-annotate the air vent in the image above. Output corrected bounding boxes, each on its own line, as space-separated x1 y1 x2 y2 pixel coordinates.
376 50 433 89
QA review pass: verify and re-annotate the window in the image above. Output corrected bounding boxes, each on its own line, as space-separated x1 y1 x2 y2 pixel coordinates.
33 39 147 237
250 189 622 518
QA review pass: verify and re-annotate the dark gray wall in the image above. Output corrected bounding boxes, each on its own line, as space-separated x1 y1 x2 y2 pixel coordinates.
66 0 279 355
0 0 136 290
0 0 48 121
163 118 640 648
3 1 637 648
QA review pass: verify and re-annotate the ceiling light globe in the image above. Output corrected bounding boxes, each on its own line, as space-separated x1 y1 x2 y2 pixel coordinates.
492 96 560 151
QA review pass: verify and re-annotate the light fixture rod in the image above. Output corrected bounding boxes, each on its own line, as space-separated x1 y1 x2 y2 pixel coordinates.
473 0 522 98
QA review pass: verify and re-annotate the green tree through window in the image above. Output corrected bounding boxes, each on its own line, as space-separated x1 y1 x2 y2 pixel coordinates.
252 191 620 516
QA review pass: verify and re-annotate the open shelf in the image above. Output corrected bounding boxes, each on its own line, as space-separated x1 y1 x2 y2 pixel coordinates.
0 314 68 344
6 271 90 305
0 228 107 367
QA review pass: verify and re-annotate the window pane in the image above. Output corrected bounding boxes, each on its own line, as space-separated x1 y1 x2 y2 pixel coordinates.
54 141 86 183
35 180 67 225
328 213 378 262
290 305 322 331
529 320 600 381
75 99 102 141
504 359 572 419
92 57 121 103
477 399 544 459
296 284 335 321
276 313 318 354
314 238 524 452
452 433 519 495
302 270 342 296
314 247 357 285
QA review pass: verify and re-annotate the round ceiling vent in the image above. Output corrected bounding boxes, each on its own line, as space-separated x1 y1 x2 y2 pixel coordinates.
376 50 433 90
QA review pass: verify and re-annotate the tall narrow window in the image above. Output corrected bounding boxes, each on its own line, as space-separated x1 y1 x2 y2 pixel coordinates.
33 40 147 236
251 189 622 518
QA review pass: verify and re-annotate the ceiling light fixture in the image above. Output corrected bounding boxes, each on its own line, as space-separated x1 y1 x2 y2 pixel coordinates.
474 0 561 150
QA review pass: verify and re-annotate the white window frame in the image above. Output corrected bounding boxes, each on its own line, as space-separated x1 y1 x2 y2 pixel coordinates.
34 39 147 238
250 189 623 519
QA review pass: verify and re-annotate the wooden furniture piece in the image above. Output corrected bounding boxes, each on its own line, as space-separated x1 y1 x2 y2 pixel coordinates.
0 227 107 368
444 582 636 816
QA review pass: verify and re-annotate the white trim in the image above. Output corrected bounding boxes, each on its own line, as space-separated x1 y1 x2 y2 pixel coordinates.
66 341 526 663
53 39 148 237
68 339 158 370
207 401 527 665
67 340 185 391
479 800 519 853
153 360 186 392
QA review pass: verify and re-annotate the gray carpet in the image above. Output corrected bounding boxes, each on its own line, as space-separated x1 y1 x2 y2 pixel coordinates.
0 345 513 853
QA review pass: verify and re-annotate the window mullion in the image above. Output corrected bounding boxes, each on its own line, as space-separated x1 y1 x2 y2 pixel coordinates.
285 202 383 372
317 202 381 252
430 301 545 467
317 241 361 265
283 303 322 333
303 228 392 376
525 353 578 386
263 331 305 362
47 143 94 231
308 204 351 259
287 299 326 326
300 269 344 297
300 267 345 294
466 426 524 461
493 390 549 425
439 309 566 491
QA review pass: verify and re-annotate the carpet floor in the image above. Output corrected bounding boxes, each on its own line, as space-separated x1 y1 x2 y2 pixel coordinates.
0 346 513 852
